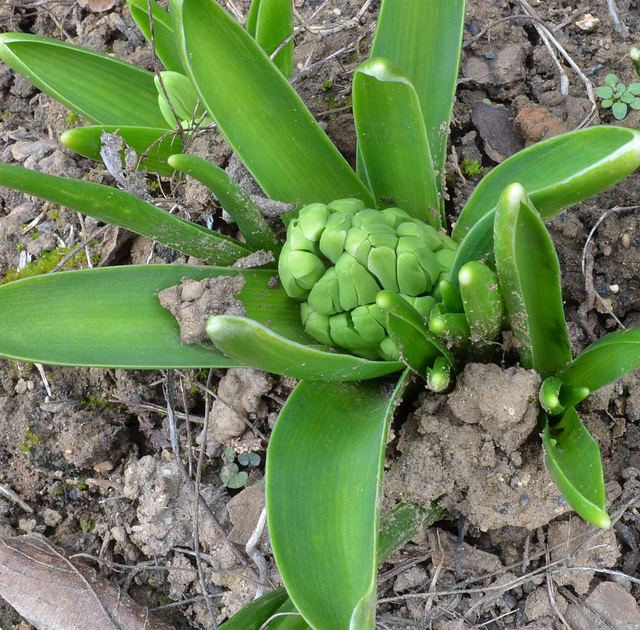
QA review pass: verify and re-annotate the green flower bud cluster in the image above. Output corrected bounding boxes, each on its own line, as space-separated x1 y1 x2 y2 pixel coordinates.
278 198 457 360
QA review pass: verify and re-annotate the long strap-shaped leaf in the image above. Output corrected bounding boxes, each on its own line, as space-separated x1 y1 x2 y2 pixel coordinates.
206 316 404 381
168 153 281 254
267 371 411 630
0 34 167 128
126 0 185 73
353 58 440 226
371 0 465 208
0 163 251 266
169 0 373 206
556 328 640 392
61 126 182 177
246 0 294 78
220 502 441 629
217 587 292 630
544 407 610 528
493 183 572 378
0 266 304 368
450 127 640 285
452 126 640 241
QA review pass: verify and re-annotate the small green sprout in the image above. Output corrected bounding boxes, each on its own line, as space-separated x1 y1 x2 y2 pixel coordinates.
19 426 40 453
219 447 261 489
78 519 96 533
237 451 260 466
65 111 80 126
460 158 482 178
596 73 640 120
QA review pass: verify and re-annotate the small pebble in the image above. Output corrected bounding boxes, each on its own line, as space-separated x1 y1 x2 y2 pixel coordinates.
576 13 599 31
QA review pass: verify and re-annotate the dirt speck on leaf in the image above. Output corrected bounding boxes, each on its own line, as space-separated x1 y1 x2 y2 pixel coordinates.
158 275 247 344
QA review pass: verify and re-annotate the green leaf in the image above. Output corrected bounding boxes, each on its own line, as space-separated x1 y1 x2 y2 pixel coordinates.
170 0 373 206
217 587 291 630
451 126 640 242
60 126 182 177
596 86 614 99
206 316 404 381
126 0 184 73
0 33 167 128
0 162 252 266
168 153 281 254
353 58 440 227
376 290 453 378
246 0 294 78
556 328 640 392
449 126 640 284
604 73 618 86
458 261 504 347
267 371 411 630
377 502 443 566
493 183 572 378
539 376 589 416
0 266 303 368
544 407 610 529
221 500 441 629
370 0 465 209
259 599 310 629
612 101 628 120
220 463 247 488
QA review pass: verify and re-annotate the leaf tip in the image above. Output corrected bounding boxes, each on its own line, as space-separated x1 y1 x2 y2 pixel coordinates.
591 510 612 530
205 314 226 342
503 181 526 204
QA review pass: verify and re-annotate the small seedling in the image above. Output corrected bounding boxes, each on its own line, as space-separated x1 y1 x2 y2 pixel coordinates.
596 73 640 120
19 426 40 453
65 111 81 126
237 451 260 466
460 158 482 178
219 447 261 488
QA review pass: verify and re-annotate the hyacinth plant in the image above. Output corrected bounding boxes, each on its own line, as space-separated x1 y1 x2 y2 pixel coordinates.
2 0 640 628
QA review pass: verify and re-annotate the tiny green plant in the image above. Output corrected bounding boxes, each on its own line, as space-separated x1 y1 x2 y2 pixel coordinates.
596 72 640 120
219 447 261 489
65 111 80 126
19 426 40 453
220 448 248 489
1 1 640 628
460 157 483 178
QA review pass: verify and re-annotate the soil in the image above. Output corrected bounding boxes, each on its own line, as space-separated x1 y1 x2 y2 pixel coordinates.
1 0 640 629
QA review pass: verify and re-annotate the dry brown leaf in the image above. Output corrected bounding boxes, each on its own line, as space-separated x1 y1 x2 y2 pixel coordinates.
0 533 175 630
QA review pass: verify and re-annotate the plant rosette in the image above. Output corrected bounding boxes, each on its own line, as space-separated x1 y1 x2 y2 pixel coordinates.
2 1 640 629
596 72 640 120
